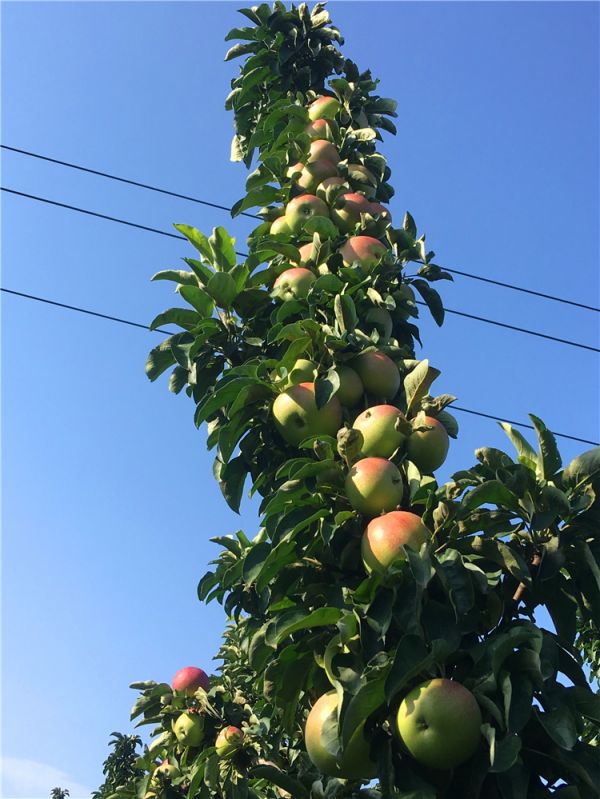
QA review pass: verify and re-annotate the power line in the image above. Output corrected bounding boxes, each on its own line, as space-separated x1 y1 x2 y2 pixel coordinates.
2 286 597 447
0 144 259 220
2 186 599 354
3 143 598 314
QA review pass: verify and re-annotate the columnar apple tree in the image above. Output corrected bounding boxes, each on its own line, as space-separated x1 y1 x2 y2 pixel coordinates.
108 4 600 799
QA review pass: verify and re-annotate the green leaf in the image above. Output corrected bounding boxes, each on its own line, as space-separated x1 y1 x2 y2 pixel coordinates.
535 706 577 750
529 414 562 479
151 269 199 286
334 294 357 333
385 634 431 703
146 337 178 381
174 224 213 261
231 186 281 216
149 307 199 331
411 279 444 326
273 607 343 644
224 42 257 61
500 423 538 470
404 360 441 415
216 455 247 514
562 446 600 491
206 273 238 308
463 480 520 512
304 215 339 239
315 368 340 409
178 285 214 317
209 227 237 271
250 766 308 798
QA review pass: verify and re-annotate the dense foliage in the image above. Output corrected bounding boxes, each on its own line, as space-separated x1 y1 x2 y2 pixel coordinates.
97 4 599 799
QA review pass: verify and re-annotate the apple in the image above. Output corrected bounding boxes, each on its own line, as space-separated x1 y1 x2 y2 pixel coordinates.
316 176 348 200
285 194 330 234
331 192 374 233
362 510 430 574
297 159 339 193
352 350 401 400
406 416 449 473
215 725 244 757
273 382 342 446
153 759 181 781
286 161 304 179
336 365 364 407
173 711 205 747
305 691 377 780
345 457 403 516
270 216 292 237
340 236 387 270
273 267 316 301
396 678 482 769
369 202 392 224
308 95 341 121
282 358 317 388
172 666 210 695
308 139 341 166
305 118 338 141
352 405 406 458
364 307 393 340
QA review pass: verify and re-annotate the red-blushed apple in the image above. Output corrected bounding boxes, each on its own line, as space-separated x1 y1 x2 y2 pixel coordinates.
308 95 341 121
173 711 205 747
305 118 338 141
298 243 317 266
352 350 401 400
308 139 341 166
345 457 403 516
215 725 244 757
297 159 339 193
396 678 482 769
340 235 387 270
304 691 377 779
273 267 316 301
286 161 304 179
364 307 393 340
331 192 373 233
369 202 392 224
352 405 406 458
172 666 210 695
407 416 450 473
336 365 364 407
362 510 430 574
285 194 330 234
273 382 342 446
270 216 292 236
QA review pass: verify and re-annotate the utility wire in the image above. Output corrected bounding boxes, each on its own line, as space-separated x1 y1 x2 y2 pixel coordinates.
2 286 597 447
3 143 598 313
3 186 599 354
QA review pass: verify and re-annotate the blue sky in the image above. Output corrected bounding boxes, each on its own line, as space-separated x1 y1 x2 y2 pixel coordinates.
1 1 598 796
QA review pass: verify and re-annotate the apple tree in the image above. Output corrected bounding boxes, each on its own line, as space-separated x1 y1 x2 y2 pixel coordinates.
98 3 600 798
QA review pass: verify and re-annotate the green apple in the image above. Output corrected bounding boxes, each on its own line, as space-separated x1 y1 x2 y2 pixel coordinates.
336 365 364 407
364 307 393 341
305 691 377 780
345 457 403 516
308 95 341 121
396 678 482 769
406 416 450 473
362 510 429 574
297 159 339 193
273 382 342 446
215 725 244 757
273 267 316 301
331 192 373 233
352 350 401 400
286 161 305 179
285 194 330 234
308 139 341 166
172 666 210 695
270 216 292 237
340 236 387 270
352 405 406 458
173 711 205 747
153 759 181 782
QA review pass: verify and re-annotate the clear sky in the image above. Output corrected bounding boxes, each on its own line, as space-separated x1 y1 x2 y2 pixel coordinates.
1 1 598 796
